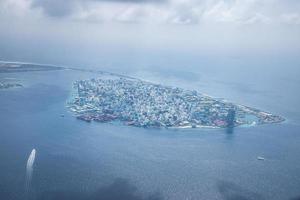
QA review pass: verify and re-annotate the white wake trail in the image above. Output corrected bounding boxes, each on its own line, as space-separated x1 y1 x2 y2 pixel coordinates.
25 149 36 193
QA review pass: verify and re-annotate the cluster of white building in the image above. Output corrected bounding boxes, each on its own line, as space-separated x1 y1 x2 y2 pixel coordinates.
68 78 284 128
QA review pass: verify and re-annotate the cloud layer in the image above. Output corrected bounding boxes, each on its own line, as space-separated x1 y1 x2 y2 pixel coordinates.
1 0 300 25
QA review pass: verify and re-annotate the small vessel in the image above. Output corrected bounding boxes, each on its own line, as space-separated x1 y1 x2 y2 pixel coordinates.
257 156 265 160
25 149 36 192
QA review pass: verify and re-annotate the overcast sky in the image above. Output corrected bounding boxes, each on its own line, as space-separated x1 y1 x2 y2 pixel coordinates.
0 0 299 67
2 0 300 24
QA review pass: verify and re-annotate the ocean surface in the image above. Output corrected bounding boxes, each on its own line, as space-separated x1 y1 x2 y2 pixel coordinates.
0 61 300 200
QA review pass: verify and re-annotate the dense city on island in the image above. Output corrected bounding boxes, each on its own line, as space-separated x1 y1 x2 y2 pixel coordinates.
68 78 284 128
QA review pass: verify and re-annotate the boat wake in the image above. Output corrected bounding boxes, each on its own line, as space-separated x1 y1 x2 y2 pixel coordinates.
25 149 36 194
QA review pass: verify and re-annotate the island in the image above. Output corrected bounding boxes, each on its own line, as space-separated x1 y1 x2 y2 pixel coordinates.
0 61 63 73
0 62 64 90
0 81 22 89
68 78 284 129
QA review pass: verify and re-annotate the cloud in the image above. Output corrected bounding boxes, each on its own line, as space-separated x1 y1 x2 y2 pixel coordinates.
30 0 167 18
1 0 300 25
31 0 75 17
280 13 300 25
0 0 33 18
97 0 167 3
201 0 272 24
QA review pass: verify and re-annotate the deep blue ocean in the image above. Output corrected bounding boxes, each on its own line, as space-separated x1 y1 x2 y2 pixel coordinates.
0 60 300 200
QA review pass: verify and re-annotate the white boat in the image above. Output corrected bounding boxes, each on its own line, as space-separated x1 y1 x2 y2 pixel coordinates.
257 156 265 160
